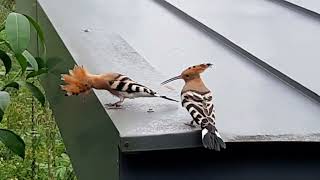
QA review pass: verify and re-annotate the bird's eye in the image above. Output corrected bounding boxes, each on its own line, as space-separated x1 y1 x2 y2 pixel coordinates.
186 75 190 77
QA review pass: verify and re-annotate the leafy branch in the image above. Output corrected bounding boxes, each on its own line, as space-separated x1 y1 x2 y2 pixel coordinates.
0 12 49 158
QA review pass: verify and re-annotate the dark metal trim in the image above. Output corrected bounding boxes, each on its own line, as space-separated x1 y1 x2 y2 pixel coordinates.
120 131 201 152
17 1 121 179
119 130 320 152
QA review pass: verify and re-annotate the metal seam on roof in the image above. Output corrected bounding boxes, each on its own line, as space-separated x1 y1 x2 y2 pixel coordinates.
281 0 320 16
160 0 320 104
268 0 320 20
165 0 320 95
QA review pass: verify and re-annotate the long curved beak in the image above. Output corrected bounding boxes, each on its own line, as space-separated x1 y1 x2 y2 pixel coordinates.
161 75 182 85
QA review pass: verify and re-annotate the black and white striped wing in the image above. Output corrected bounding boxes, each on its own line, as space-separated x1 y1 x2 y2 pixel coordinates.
181 91 215 127
202 92 215 120
109 74 158 98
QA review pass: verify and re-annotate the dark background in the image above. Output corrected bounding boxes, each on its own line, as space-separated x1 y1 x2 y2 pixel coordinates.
121 142 320 180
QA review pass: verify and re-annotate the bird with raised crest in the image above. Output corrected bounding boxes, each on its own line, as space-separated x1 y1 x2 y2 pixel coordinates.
161 63 226 151
61 65 178 108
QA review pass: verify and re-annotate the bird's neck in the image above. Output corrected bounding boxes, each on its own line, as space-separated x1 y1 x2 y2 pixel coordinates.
87 74 111 90
183 77 209 93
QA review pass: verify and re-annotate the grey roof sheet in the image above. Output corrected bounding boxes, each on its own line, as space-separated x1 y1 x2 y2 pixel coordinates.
286 0 320 14
38 0 320 151
167 0 320 95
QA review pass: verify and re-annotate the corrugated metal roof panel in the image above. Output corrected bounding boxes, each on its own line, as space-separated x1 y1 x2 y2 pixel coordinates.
167 0 320 95
286 0 320 14
38 0 320 151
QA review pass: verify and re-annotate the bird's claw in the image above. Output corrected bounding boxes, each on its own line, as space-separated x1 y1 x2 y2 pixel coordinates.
105 103 122 109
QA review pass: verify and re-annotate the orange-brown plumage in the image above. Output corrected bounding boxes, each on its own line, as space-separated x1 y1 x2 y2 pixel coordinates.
161 63 212 91
61 65 178 107
61 84 83 96
61 65 92 96
161 63 226 151
181 63 210 76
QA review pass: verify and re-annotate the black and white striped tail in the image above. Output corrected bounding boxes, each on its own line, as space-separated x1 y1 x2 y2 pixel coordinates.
202 124 226 151
111 74 178 102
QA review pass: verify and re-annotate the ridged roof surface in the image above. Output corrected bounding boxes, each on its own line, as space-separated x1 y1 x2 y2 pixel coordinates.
38 0 320 151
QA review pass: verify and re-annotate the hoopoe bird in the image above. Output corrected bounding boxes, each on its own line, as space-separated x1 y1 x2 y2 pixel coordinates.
161 63 226 151
61 65 178 107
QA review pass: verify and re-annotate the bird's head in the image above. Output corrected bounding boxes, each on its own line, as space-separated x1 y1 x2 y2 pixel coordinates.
161 63 213 85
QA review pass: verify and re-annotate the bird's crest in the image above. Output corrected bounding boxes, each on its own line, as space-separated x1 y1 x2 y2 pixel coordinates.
182 63 212 75
161 63 213 85
61 65 92 96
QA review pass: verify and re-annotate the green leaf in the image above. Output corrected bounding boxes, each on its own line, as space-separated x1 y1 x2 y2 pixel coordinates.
26 57 48 79
23 82 45 106
5 12 30 54
0 91 10 111
0 91 10 122
0 129 25 159
2 81 20 91
15 53 27 74
0 111 3 123
26 68 48 79
35 57 46 69
0 49 11 74
22 50 38 71
23 14 46 57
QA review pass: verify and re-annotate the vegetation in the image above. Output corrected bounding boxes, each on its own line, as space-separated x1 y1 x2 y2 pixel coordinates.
0 0 76 179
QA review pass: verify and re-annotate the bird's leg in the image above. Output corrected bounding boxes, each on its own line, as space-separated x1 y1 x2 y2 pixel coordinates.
184 120 196 128
114 97 124 107
105 96 125 109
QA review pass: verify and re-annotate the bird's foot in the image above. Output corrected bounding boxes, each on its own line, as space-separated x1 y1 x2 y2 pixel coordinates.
106 106 122 109
184 122 196 128
105 103 122 109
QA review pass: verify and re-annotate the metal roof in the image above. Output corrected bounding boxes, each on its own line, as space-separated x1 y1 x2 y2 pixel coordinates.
167 0 320 96
285 0 320 14
37 0 320 152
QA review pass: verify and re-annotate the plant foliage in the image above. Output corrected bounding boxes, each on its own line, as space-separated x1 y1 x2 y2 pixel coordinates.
0 11 48 158
0 2 75 179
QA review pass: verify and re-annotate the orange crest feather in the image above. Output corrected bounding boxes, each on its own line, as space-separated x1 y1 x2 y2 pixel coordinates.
61 65 91 96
